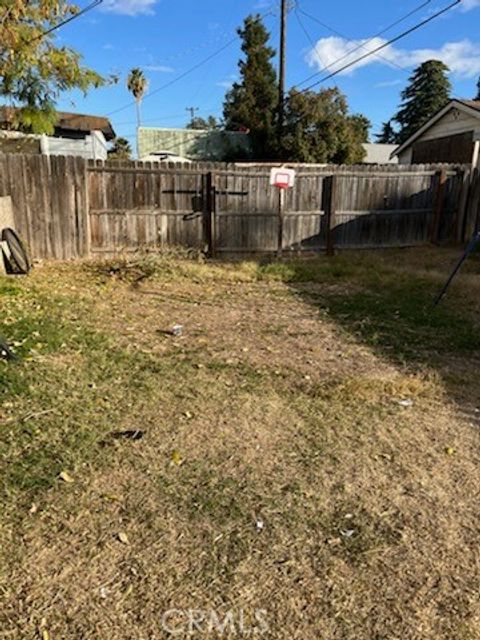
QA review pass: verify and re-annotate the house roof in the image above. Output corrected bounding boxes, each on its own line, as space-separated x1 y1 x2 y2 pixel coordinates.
459 99 480 112
391 99 480 159
0 107 116 141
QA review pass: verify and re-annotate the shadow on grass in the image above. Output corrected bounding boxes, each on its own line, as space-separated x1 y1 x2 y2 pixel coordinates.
256 249 480 408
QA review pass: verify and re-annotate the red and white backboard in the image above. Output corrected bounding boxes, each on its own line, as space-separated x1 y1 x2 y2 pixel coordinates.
270 167 296 189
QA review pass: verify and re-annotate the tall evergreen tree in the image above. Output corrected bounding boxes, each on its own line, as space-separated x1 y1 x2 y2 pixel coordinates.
376 121 397 144
282 88 369 164
223 15 278 159
475 76 480 101
394 60 451 144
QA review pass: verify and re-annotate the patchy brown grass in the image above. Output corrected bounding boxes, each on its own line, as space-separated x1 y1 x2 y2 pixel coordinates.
1 247 480 639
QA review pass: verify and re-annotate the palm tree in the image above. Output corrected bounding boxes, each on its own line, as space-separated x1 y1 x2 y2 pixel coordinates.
127 68 148 126
127 68 148 158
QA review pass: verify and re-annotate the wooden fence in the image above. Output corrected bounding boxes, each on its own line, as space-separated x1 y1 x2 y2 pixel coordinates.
0 153 478 260
0 153 89 260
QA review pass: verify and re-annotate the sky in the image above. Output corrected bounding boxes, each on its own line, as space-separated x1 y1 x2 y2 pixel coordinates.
54 0 480 149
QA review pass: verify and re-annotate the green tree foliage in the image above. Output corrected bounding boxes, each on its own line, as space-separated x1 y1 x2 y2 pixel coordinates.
475 76 480 101
394 60 451 144
351 114 371 143
108 137 132 160
127 68 148 127
186 115 219 130
0 0 104 133
376 121 398 144
282 87 369 164
223 14 278 159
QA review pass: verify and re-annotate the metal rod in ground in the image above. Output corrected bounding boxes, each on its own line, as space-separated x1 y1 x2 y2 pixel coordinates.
277 188 285 258
433 233 480 307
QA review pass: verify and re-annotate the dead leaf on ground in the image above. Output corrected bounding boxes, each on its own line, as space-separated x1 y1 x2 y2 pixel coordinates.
59 471 74 484
117 532 130 545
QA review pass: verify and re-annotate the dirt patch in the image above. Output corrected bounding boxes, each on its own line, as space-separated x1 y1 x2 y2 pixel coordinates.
1 249 480 639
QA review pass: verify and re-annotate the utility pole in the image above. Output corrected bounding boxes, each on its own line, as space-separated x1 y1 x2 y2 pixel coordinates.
186 106 199 125
278 0 287 148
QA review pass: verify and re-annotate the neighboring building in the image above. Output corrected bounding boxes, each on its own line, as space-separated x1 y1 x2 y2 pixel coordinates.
362 143 398 164
138 127 251 162
0 108 116 160
138 128 401 165
392 99 480 166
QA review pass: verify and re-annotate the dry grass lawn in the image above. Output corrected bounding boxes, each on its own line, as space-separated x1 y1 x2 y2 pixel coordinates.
1 247 480 639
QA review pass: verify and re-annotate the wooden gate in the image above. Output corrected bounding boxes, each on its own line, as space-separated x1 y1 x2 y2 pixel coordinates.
211 165 466 254
87 161 209 255
85 160 470 257
213 168 326 254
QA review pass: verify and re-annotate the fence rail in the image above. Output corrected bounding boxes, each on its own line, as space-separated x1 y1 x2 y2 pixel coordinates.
0 153 478 260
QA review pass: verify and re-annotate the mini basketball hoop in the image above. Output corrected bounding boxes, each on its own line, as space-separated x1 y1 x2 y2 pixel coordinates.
270 167 295 257
270 167 295 190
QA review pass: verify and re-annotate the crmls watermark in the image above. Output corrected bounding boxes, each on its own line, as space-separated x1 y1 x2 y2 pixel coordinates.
161 609 269 636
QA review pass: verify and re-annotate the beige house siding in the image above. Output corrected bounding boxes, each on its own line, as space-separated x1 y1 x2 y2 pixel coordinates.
420 108 480 142
362 143 398 164
396 102 480 165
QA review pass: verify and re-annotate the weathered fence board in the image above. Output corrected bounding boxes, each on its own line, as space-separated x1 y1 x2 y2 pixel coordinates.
212 164 470 253
87 161 207 254
0 154 88 259
0 153 477 259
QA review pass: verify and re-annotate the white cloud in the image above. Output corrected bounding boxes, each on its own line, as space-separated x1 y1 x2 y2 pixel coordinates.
144 65 174 73
101 0 157 16
216 74 238 89
460 0 480 10
306 37 480 79
375 79 403 88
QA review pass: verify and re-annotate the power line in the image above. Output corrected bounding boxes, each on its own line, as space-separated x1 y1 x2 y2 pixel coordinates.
295 0 435 83
106 8 276 119
296 0 461 95
299 0 434 47
294 7 327 69
106 37 238 117
114 104 224 128
115 115 190 127
30 0 103 42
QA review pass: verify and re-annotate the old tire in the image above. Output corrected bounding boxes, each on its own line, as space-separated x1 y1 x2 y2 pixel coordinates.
1 228 30 274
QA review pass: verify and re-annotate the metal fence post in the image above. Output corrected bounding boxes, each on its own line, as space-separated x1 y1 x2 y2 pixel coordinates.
324 175 337 256
205 171 216 257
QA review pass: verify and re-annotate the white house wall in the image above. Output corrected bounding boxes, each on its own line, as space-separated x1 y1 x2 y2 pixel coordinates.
40 131 108 160
362 143 398 164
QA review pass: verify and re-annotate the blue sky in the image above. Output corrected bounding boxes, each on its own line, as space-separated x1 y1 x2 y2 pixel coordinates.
55 0 480 147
